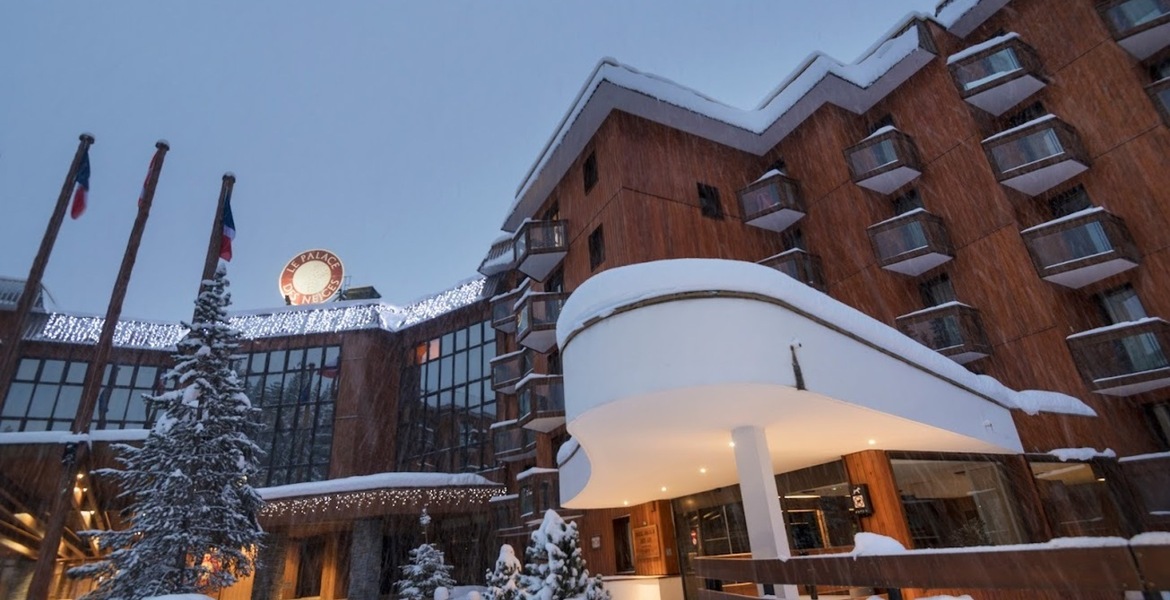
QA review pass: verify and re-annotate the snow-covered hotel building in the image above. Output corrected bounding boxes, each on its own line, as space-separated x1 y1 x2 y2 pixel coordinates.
3 0 1170 598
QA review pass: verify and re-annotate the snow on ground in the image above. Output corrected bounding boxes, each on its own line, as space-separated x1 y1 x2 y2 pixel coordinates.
557 259 1095 417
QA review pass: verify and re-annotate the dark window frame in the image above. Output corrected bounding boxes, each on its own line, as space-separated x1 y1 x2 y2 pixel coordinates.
588 225 606 271
698 183 724 219
583 152 598 194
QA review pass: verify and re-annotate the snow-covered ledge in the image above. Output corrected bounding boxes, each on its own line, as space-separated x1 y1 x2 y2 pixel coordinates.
555 259 1093 510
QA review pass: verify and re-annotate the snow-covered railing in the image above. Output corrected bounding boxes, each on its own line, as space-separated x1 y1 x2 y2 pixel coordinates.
692 534 1170 595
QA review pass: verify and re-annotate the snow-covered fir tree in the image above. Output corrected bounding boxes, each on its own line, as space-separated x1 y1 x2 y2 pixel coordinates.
396 509 457 600
521 510 609 600
485 543 523 600
69 265 264 599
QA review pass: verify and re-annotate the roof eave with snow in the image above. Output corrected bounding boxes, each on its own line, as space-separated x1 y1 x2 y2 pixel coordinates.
501 0 1010 231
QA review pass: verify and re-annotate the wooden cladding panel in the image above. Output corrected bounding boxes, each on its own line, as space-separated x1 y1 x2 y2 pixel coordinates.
572 500 679 577
841 450 913 548
332 329 401 478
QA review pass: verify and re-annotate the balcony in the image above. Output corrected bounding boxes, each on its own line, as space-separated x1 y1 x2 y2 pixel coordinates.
757 249 825 291
948 33 1046 116
517 291 566 353
490 282 528 334
896 302 992 364
478 235 517 277
518 468 560 520
867 209 954 276
1021 207 1140 288
737 170 805 232
515 220 568 282
490 348 533 395
1097 0 1170 59
517 374 565 432
1067 318 1170 396
845 127 923 194
493 421 536 461
983 115 1089 196
1149 78 1170 125
490 494 522 534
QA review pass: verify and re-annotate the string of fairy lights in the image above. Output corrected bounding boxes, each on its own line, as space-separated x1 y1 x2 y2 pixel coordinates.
259 485 505 518
26 278 486 350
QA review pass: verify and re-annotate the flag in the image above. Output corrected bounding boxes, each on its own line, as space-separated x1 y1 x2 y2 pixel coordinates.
219 190 236 261
69 148 91 219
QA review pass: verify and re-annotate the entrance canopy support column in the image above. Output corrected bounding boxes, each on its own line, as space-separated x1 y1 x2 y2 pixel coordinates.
731 425 798 600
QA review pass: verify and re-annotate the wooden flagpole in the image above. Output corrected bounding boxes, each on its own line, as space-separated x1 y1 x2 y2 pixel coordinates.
196 173 235 306
0 133 94 416
27 140 170 600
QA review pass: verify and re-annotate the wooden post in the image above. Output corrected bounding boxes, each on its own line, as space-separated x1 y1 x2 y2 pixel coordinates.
27 140 170 600
197 173 235 300
0 133 94 416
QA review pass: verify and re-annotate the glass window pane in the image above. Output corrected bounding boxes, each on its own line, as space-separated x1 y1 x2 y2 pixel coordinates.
440 356 454 389
2 383 35 417
105 389 131 422
469 347 483 381
65 362 88 384
135 366 158 388
470 322 483 347
114 365 133 387
455 328 467 351
454 351 468 385
15 358 39 381
54 385 82 421
250 353 266 374
28 385 59 418
41 360 66 383
268 351 286 373
126 393 148 422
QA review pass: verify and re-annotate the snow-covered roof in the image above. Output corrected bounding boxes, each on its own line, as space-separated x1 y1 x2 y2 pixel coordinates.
0 428 150 445
20 276 487 350
258 471 501 501
502 0 1011 231
557 259 1094 418
0 276 47 310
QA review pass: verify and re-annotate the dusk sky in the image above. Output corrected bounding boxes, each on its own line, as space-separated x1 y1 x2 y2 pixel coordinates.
1 1 939 322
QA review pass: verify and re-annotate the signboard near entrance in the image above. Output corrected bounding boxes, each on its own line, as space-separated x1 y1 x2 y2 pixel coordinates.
279 249 345 305
633 524 660 560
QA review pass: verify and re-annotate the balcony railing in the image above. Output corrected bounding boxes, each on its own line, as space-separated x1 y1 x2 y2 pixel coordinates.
490 348 533 394
493 421 537 461
1021 207 1140 288
1067 318 1170 396
737 170 805 232
517 374 565 432
518 469 560 519
1149 78 1170 126
896 302 992 364
948 33 1046 115
757 249 825 291
983 115 1089 196
490 283 527 334
867 209 954 276
844 127 923 194
517 292 566 353
515 220 568 282
490 494 522 534
478 235 518 277
1097 0 1170 59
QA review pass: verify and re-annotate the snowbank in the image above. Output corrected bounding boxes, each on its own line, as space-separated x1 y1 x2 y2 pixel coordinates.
557 259 1095 417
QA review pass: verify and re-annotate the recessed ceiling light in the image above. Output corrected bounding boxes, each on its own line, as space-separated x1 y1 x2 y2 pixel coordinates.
728 441 736 448
623 500 629 506
699 467 707 474
867 439 877 445
660 486 667 492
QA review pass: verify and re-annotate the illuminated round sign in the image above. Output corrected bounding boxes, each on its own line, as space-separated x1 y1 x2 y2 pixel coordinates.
279 249 345 305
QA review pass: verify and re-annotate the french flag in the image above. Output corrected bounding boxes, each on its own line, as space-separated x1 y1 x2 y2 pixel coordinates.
69 148 91 219
219 190 236 261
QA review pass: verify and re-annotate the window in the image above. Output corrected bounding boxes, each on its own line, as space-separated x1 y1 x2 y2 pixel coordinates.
919 273 956 307
780 227 806 251
1148 402 1170 448
1149 56 1170 80
1004 101 1047 129
547 351 563 375
892 189 924 214
242 344 341 486
1048 185 1092 218
613 517 635 573
1099 285 1147 324
870 114 895 133
698 183 724 219
542 201 560 221
545 267 565 294
891 455 1026 548
588 225 605 271
583 151 598 194
397 321 496 474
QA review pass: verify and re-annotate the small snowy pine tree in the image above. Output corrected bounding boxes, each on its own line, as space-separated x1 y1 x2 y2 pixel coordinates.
521 510 609 600
485 543 523 600
396 543 457 600
69 265 264 600
397 509 456 600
